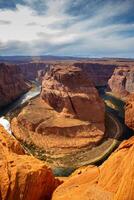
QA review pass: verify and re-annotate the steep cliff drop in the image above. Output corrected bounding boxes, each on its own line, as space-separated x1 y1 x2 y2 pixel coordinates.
18 62 47 80
0 63 30 108
108 66 134 99
125 94 134 130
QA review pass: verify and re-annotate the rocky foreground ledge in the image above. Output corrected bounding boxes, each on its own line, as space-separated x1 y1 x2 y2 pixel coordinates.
52 136 134 200
0 125 60 200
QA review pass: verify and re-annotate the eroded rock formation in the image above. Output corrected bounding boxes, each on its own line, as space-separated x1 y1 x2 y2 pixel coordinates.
18 62 47 80
125 94 134 130
41 64 105 123
75 62 116 86
0 63 30 108
52 136 134 200
0 125 60 200
11 64 105 169
108 66 134 98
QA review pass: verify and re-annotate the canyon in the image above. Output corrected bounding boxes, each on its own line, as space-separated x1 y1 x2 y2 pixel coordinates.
11 64 107 170
18 62 47 80
0 63 30 109
0 58 134 200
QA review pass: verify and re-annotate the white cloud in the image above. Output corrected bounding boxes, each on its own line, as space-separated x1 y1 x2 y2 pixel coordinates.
0 0 134 57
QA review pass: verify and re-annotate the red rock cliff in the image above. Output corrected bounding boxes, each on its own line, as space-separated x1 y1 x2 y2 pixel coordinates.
18 62 47 80
125 94 134 130
108 66 134 98
41 64 105 124
75 62 116 86
0 63 30 108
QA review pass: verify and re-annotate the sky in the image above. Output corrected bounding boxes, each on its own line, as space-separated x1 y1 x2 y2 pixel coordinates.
0 0 134 57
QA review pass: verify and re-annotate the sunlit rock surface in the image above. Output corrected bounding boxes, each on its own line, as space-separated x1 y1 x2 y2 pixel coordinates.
52 136 134 200
125 94 134 130
108 66 134 98
0 125 60 200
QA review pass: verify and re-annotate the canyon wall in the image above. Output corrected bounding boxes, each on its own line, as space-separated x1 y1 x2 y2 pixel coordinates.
125 94 134 130
19 62 117 85
75 63 117 86
18 62 47 80
108 66 134 98
0 63 30 108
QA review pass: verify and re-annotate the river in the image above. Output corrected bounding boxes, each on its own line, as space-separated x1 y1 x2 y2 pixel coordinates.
0 84 131 176
0 81 41 134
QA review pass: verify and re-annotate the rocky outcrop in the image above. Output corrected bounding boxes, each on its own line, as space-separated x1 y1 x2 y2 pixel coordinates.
0 63 30 108
11 65 105 169
75 63 116 86
0 125 60 200
41 64 105 124
125 94 134 130
18 62 47 80
108 66 134 98
52 136 134 200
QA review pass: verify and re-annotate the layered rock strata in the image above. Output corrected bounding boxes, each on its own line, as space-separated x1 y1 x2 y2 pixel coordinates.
75 62 116 86
18 62 47 80
0 63 30 108
108 66 134 98
125 94 134 130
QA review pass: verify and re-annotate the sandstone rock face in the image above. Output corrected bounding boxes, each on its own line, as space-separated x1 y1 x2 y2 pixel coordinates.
125 94 134 130
0 63 30 108
75 63 116 86
18 62 47 80
108 66 134 98
0 125 60 200
52 136 134 200
41 64 105 124
11 65 105 169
